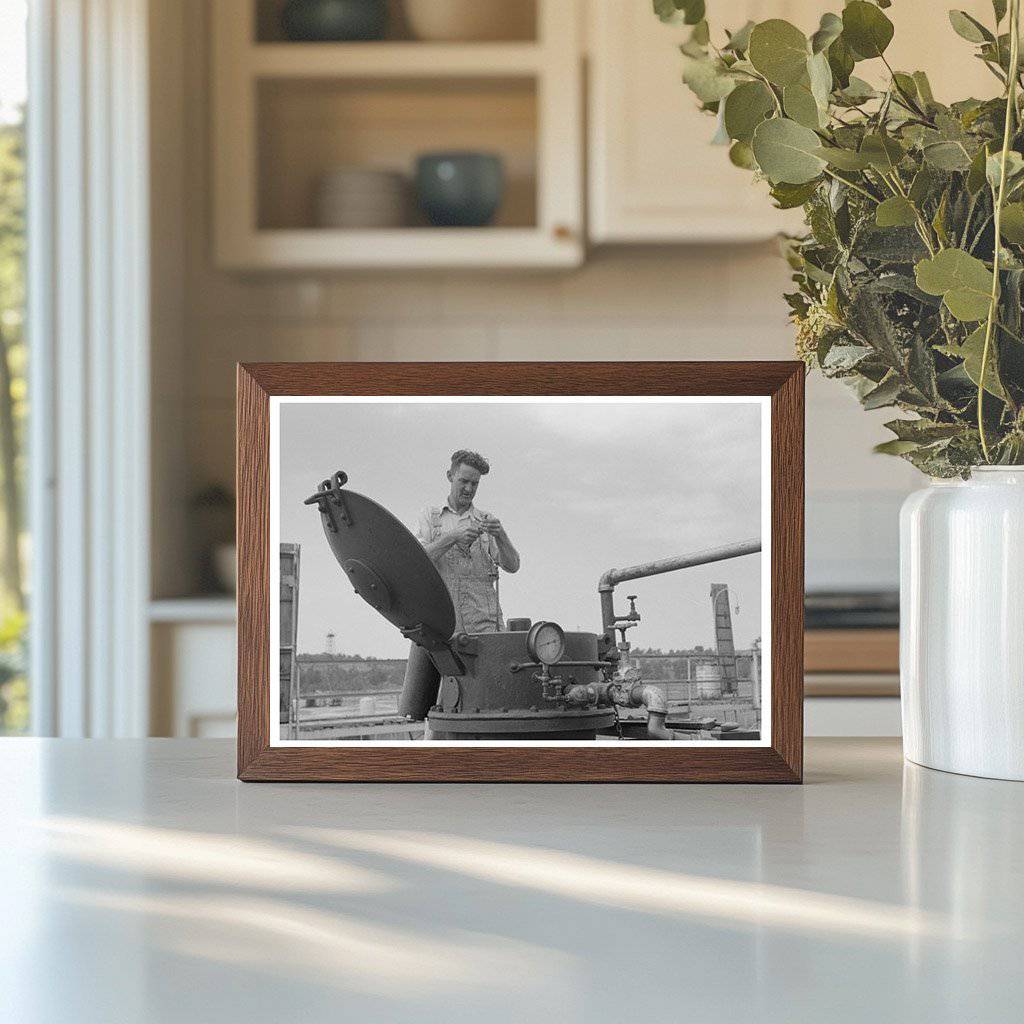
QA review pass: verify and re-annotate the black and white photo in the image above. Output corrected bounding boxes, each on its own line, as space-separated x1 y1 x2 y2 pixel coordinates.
270 396 770 747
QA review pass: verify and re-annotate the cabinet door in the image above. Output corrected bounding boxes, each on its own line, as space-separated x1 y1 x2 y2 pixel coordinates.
588 1 816 243
588 1 1003 244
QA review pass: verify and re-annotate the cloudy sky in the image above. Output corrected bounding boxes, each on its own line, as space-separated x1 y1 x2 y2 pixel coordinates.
277 398 765 658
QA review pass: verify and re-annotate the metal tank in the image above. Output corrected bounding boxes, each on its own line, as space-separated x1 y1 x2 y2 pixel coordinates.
305 470 760 741
430 628 612 740
695 661 723 699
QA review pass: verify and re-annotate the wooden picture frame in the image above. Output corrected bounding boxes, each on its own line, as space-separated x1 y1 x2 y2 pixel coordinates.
237 362 804 782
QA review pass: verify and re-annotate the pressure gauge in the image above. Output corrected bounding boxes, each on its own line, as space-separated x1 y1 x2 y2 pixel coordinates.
527 620 566 666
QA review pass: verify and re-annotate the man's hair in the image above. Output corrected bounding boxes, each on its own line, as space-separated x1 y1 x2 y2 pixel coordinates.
450 449 490 475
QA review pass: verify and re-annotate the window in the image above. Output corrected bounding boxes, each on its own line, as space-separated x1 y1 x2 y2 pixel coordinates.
0 0 28 734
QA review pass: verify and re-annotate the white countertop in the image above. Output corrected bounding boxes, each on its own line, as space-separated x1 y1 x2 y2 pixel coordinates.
2 738 1021 1023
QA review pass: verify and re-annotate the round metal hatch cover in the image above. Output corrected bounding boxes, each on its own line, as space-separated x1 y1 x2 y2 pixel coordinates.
309 478 455 640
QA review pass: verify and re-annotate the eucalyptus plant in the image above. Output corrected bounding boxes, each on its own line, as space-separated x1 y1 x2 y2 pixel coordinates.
659 0 1024 475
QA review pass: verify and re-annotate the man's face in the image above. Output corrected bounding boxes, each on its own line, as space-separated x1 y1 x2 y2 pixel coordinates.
447 463 481 511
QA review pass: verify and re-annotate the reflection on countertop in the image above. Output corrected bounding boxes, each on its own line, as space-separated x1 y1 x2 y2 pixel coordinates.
1 738 1022 1022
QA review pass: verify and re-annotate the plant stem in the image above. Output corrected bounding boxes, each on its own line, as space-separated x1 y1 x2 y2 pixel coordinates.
880 54 929 120
979 0 1021 462
968 212 994 253
821 167 879 203
749 69 783 116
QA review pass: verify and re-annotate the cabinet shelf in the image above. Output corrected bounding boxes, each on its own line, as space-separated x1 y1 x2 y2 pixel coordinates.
248 42 544 79
212 0 582 269
219 227 579 270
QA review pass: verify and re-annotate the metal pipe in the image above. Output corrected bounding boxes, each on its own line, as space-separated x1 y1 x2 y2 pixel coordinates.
598 538 761 637
510 659 613 674
606 681 682 740
599 538 762 590
645 710 677 741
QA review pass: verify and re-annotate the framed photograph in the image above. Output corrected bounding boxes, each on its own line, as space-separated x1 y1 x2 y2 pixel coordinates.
237 362 803 782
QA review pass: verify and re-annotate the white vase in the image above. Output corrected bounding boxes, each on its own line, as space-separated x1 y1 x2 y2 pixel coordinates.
900 467 1024 780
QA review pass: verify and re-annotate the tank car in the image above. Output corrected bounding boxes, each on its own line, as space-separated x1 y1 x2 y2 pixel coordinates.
305 471 759 741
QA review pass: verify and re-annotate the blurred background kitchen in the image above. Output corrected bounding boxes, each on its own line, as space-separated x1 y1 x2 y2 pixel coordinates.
1 0 997 740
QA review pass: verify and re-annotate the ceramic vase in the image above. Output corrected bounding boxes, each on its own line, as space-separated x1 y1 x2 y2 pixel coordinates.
900 467 1024 781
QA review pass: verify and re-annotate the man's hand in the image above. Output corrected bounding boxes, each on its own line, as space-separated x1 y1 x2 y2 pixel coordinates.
476 514 504 536
452 520 482 546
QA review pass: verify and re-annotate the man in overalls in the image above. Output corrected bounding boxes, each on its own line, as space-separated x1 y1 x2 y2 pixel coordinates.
399 449 520 720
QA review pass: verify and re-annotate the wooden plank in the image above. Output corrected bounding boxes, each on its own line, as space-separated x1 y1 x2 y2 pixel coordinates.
250 42 544 78
804 629 899 674
805 673 900 698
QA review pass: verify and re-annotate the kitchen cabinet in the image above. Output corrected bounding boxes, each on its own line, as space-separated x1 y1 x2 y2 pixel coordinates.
587 0 999 244
211 0 583 269
587 1 812 243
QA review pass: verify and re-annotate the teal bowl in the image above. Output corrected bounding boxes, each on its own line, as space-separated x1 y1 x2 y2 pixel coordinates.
415 152 505 228
281 0 388 42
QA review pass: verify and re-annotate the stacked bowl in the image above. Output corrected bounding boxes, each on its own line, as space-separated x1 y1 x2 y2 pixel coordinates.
314 167 409 228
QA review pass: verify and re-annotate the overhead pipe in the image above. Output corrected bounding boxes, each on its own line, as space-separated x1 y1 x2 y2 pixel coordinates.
598 538 762 641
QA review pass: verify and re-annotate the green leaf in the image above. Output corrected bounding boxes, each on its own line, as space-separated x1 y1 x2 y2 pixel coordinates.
923 141 972 171
885 418 963 443
728 140 758 169
855 226 929 263
689 20 710 46
948 10 993 44
847 283 910 371
842 1 894 60
986 150 1024 190
748 19 810 87
770 179 820 208
915 249 994 321
875 196 918 228
932 190 950 246
681 0 705 25
1000 202 1024 242
814 146 872 170
681 55 737 103
909 165 936 205
912 71 935 105
967 142 993 193
860 133 905 173
807 51 833 111
783 83 822 129
839 75 877 103
723 81 775 143
862 374 902 409
710 108 730 145
752 117 827 184
653 0 677 23
810 12 843 54
993 0 1008 24
874 439 922 455
908 335 941 403
892 72 919 102
959 324 1007 398
654 0 705 25
724 20 755 53
827 35 855 89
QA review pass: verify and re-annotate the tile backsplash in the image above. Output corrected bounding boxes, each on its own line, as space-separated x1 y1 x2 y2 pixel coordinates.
169 246 918 595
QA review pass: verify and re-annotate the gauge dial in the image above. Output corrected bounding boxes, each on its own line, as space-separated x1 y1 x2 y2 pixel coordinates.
527 621 566 666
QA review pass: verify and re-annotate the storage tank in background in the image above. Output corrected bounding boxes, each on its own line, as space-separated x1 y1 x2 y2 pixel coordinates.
696 661 722 699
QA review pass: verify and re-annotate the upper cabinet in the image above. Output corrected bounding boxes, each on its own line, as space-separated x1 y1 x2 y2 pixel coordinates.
210 1 1007 266
587 1 815 243
586 0 1001 245
211 0 584 269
